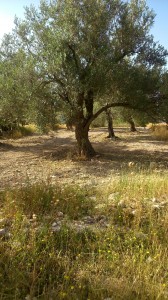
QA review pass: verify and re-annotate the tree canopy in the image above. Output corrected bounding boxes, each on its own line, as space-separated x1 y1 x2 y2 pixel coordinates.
0 0 168 156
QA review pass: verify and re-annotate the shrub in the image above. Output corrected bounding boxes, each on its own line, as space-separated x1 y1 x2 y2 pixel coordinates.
147 123 168 141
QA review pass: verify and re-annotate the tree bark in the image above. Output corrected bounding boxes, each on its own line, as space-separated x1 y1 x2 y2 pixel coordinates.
128 118 137 132
73 99 130 158
105 108 116 138
73 92 96 158
75 122 96 158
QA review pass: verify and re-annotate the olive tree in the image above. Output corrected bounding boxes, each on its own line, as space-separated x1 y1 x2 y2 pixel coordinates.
0 34 37 128
8 0 167 157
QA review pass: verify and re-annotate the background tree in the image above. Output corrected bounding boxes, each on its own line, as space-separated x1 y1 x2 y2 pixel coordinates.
0 36 34 129
0 34 62 132
158 71 168 124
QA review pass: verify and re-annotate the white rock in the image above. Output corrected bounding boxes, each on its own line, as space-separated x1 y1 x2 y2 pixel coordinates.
52 225 61 232
52 221 62 227
57 211 64 218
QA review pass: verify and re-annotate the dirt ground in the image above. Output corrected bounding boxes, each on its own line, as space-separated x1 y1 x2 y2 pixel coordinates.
0 127 168 190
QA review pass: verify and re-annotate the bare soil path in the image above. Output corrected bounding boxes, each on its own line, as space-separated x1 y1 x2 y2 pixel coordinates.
0 127 168 190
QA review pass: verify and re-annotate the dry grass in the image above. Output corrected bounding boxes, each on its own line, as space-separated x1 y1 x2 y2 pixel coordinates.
0 170 168 299
1 124 39 139
147 123 168 141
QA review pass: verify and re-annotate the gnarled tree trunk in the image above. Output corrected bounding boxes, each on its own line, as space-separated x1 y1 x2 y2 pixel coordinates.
75 122 96 158
74 91 96 158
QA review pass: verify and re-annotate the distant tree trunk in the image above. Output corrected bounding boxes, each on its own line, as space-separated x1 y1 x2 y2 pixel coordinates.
106 108 116 138
66 110 74 131
66 120 74 131
128 118 137 132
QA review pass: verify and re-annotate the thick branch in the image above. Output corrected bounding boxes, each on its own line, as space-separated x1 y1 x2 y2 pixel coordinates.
68 44 80 71
58 92 71 105
85 90 94 121
86 102 130 128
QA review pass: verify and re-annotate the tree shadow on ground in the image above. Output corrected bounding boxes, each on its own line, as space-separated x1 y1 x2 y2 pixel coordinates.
0 133 76 160
73 129 168 178
0 128 167 183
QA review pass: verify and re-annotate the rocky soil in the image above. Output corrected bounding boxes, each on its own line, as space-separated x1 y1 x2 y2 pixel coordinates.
0 127 168 190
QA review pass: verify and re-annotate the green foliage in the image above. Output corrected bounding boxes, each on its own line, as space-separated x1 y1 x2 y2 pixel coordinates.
0 0 167 154
0 45 35 126
159 72 168 123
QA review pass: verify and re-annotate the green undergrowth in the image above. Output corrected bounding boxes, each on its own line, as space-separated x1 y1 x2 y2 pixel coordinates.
0 171 168 299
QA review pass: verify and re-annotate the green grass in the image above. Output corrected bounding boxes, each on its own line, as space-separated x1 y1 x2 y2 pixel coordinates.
0 171 168 299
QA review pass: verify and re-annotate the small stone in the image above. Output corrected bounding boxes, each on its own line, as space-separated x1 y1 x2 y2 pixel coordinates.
57 211 64 218
52 225 61 232
83 216 95 224
52 220 62 227
51 220 62 232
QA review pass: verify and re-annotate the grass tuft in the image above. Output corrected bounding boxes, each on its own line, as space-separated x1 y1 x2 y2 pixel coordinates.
147 123 168 141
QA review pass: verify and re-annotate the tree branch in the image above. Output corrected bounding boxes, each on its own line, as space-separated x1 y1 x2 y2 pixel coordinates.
58 92 71 105
68 44 80 71
86 102 130 128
